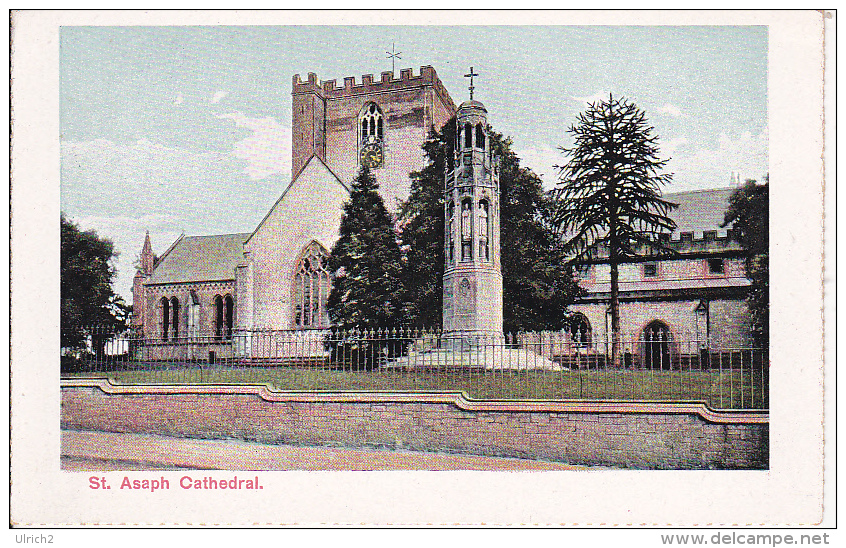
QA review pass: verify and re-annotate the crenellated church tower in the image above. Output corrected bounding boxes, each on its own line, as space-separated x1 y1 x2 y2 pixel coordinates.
442 91 502 339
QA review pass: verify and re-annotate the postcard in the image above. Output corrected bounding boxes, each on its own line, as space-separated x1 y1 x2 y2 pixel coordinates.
9 10 832 528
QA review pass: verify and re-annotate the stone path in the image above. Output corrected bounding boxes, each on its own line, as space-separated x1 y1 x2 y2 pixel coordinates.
61 430 590 471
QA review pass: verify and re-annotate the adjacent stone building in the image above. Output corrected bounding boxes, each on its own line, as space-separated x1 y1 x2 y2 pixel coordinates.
567 187 753 367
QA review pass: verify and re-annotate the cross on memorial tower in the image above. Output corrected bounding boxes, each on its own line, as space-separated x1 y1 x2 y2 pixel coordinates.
386 43 402 74
464 66 479 100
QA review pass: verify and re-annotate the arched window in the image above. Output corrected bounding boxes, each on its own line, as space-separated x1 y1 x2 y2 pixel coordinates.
359 102 384 144
170 297 179 340
224 295 234 339
214 295 224 340
568 313 592 348
187 290 200 340
293 242 330 329
160 297 170 341
464 123 472 149
478 200 490 261
643 320 672 370
475 123 485 149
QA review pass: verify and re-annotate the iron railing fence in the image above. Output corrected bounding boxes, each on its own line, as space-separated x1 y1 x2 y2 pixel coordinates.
61 326 768 410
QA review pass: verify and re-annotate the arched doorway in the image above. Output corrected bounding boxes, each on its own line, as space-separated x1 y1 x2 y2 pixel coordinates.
567 313 592 349
643 320 672 370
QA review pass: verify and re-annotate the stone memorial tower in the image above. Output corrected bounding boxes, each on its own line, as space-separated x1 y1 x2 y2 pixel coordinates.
442 71 502 340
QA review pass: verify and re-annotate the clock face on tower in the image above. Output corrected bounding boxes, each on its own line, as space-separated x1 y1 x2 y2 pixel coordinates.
359 142 384 169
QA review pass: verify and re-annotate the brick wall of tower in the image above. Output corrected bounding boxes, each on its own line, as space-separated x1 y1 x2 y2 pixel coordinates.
291 66 456 210
291 73 327 178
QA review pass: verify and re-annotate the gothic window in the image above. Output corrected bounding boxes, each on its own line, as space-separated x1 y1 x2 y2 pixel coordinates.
214 294 234 339
475 123 485 149
170 297 179 340
359 103 385 168
293 242 330 329
478 200 490 261
359 102 384 144
224 295 234 338
214 295 224 339
160 297 170 341
464 123 472 148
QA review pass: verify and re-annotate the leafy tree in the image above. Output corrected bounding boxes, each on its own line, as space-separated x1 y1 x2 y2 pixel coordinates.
327 165 405 330
722 176 769 346
61 214 130 350
398 119 456 328
400 117 580 331
553 94 677 364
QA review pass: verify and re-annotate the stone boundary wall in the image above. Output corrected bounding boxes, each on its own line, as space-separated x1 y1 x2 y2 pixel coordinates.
61 379 769 470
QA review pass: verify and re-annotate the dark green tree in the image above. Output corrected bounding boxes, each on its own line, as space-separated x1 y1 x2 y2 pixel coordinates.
327 165 405 330
553 94 677 364
400 117 580 331
61 214 130 350
398 118 456 329
722 176 769 346
495 134 582 333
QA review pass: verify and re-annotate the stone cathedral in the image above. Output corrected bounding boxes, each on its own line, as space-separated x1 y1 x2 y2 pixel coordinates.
132 63 753 362
133 66 457 349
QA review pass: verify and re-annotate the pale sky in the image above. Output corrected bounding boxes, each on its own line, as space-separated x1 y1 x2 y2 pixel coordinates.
60 26 768 302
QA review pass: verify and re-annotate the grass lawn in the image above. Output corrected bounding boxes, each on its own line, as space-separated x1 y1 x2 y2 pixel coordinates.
65 363 768 410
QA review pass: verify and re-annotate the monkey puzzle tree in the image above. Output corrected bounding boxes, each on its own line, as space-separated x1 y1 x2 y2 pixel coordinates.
553 94 677 365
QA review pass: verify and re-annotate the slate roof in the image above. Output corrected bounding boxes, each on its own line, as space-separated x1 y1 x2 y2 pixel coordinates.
145 233 250 285
663 187 736 234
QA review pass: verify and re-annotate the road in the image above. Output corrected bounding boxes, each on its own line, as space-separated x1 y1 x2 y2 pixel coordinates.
61 429 594 471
